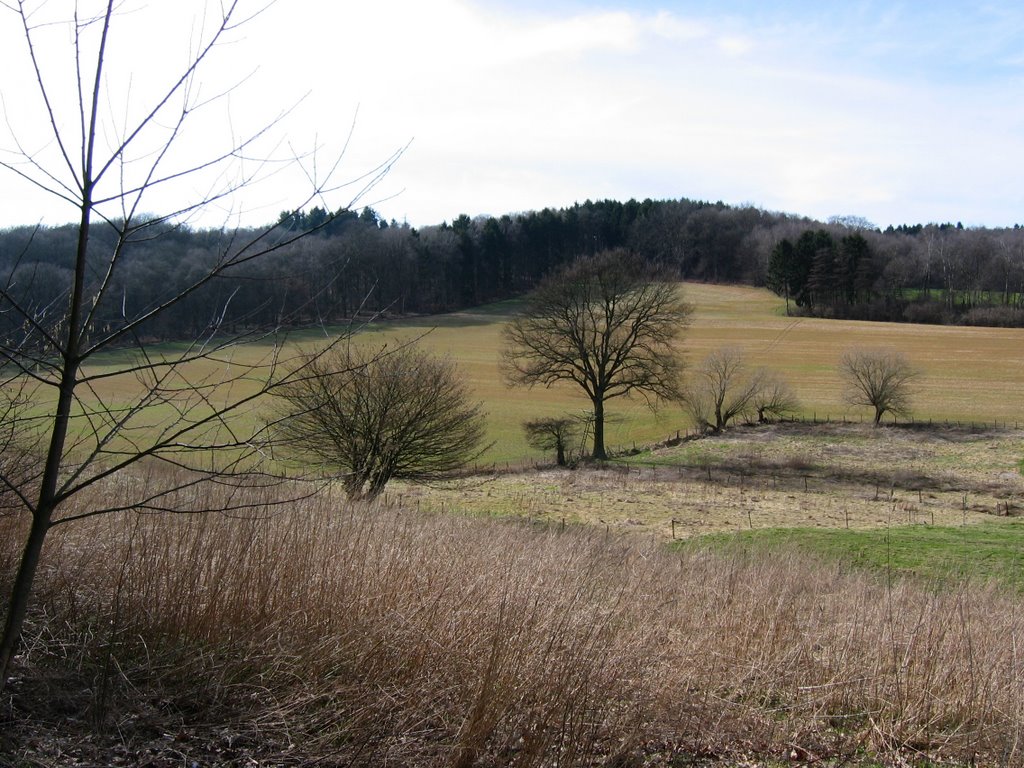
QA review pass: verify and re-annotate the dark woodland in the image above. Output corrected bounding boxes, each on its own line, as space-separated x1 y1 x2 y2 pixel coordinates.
4 199 1024 344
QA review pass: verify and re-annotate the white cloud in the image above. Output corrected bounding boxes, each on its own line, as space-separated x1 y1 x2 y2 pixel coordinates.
1 0 1022 228
510 12 640 59
716 35 753 56
290 1 1024 227
646 11 709 43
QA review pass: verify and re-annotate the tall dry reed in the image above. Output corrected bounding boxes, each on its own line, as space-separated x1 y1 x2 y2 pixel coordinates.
4 469 1024 765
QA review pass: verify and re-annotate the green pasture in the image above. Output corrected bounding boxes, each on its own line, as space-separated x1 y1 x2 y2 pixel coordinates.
901 286 1024 305
683 519 1024 591
46 284 1024 464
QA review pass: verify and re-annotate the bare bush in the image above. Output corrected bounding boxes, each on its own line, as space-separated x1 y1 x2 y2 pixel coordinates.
273 343 489 499
751 371 800 423
683 348 796 431
962 305 1024 327
522 416 581 466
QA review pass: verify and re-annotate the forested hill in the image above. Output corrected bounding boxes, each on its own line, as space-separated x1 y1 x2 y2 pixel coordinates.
3 198 1023 343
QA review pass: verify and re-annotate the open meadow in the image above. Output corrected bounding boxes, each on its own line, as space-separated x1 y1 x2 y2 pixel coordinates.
343 284 1024 462
408 421 1024 544
68 283 1024 465
6 284 1024 766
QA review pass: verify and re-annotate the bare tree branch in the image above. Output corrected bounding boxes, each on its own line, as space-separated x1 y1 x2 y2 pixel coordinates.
0 0 402 691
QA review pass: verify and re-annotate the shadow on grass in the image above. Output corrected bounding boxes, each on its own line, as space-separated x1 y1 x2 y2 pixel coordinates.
620 421 1022 497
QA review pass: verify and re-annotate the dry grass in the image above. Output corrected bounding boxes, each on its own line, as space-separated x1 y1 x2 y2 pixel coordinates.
55 284 1024 465
340 285 1024 461
4 471 1024 765
408 422 1024 539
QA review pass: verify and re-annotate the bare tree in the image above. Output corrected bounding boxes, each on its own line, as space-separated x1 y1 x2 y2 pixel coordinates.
683 349 799 431
751 372 799 424
502 250 689 460
523 416 580 467
0 2 401 690
273 343 489 500
839 349 919 426
683 348 763 433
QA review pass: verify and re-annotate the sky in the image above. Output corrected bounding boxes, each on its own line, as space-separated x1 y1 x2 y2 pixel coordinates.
1 0 1022 230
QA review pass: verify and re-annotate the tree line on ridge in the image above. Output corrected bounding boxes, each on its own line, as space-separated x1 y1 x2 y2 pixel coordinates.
3 198 1023 345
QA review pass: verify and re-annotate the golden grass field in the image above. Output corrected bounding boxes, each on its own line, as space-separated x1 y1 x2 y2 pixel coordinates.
347 283 1024 462
70 283 1024 465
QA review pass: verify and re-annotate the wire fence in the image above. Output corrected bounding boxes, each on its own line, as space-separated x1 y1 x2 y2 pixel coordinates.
423 416 1024 540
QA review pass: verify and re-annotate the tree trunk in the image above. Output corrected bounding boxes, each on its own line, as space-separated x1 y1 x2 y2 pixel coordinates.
343 474 363 500
592 397 606 460
555 440 566 467
0 183 93 693
0 511 50 690
367 471 389 500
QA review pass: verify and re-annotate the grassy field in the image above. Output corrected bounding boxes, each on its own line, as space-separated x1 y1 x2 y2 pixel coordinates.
61 283 1024 465
408 420 1024 547
685 520 1024 589
345 284 1024 462
47 283 1024 587
8 286 1024 766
